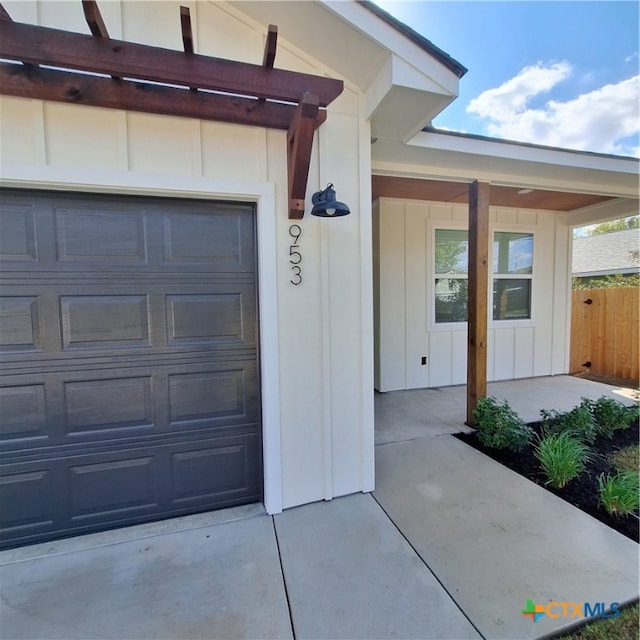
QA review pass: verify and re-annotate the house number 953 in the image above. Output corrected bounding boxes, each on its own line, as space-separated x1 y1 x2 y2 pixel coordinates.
288 224 302 285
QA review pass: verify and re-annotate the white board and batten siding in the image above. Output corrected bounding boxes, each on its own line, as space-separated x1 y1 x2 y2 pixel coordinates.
374 197 571 392
0 0 375 513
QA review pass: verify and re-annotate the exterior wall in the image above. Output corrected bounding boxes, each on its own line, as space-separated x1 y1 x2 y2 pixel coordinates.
375 197 571 391
0 0 374 511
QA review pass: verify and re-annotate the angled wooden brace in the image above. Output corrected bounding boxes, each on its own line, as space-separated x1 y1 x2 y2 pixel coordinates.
287 93 319 219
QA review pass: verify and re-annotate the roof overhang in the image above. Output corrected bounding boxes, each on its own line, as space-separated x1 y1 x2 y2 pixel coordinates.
372 128 639 224
235 1 465 141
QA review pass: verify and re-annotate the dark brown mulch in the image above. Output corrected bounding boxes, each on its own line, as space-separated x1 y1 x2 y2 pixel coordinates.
455 420 639 543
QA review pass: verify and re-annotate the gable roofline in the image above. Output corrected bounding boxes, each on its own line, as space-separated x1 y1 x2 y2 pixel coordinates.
358 1 468 78
422 126 640 163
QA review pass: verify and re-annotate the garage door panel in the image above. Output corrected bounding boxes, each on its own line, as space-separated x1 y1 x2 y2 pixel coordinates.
68 455 158 522
1 369 258 457
168 368 251 425
55 207 148 264
64 376 154 435
161 208 254 272
0 433 259 546
0 384 48 440
0 190 261 549
0 466 56 536
0 203 38 262
0 295 43 352
61 294 151 350
171 437 260 506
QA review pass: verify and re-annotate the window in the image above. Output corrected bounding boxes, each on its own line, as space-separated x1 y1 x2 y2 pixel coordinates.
434 229 469 323
492 232 533 320
433 229 534 323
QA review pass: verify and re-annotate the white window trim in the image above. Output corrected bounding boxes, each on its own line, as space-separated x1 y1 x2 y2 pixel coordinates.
490 226 536 329
429 222 537 331
0 163 284 514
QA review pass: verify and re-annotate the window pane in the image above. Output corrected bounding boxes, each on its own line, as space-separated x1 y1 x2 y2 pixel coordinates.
435 278 468 323
493 279 531 320
493 232 533 274
435 229 469 274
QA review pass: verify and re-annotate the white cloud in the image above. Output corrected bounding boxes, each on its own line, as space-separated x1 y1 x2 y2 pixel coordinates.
466 63 640 157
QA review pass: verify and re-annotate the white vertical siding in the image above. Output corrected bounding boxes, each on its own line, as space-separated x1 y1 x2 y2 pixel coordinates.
0 0 374 512
374 197 570 390
375 200 406 390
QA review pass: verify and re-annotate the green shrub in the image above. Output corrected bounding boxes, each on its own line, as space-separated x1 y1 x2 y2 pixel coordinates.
585 397 637 439
534 432 592 489
540 401 598 443
597 471 640 517
474 396 531 452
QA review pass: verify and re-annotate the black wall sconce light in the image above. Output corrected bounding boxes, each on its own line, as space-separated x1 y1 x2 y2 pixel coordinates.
311 183 351 217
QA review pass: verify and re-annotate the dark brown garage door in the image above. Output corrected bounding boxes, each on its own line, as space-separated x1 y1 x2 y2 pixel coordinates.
0 190 261 549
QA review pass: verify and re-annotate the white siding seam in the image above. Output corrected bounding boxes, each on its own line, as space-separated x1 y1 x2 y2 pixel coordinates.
34 102 46 165
321 218 333 501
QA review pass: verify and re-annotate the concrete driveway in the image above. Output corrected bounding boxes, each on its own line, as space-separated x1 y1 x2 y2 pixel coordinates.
2 376 638 639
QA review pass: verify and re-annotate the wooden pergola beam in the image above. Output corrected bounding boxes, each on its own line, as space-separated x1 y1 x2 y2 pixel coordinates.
0 62 326 131
288 93 319 219
0 19 343 106
466 180 490 426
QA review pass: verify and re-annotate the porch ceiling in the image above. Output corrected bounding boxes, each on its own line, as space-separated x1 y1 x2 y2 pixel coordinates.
372 175 614 212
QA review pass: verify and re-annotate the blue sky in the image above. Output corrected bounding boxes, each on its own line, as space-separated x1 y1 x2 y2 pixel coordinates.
373 1 640 157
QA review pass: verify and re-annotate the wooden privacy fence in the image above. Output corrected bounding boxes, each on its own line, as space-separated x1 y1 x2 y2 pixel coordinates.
570 287 639 383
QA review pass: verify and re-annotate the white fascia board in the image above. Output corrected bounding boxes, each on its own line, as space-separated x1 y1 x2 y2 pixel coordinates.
372 137 640 199
567 198 640 227
409 130 639 175
322 1 461 94
365 55 393 120
365 55 457 139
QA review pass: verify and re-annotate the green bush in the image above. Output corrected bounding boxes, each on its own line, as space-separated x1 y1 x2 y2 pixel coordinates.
597 471 640 517
474 396 532 452
534 431 592 489
540 400 598 443
586 397 637 439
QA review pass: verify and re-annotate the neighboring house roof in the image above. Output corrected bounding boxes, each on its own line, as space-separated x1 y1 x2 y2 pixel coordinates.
572 228 640 277
357 1 467 78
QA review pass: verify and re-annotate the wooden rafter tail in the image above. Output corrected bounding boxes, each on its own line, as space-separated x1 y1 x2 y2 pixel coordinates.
0 20 344 106
258 25 278 104
82 0 120 81
82 0 109 38
180 6 194 54
288 92 320 219
179 6 197 92
262 25 278 68
0 62 328 130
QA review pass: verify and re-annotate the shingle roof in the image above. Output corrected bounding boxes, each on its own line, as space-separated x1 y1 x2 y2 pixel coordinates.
572 228 640 276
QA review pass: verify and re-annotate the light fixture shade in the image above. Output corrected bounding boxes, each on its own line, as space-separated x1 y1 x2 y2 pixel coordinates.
311 183 351 217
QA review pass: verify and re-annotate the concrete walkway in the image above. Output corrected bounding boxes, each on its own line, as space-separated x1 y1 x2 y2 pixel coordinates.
2 376 638 639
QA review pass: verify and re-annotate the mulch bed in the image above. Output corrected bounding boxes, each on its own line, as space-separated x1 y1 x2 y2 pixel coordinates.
455 420 639 543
